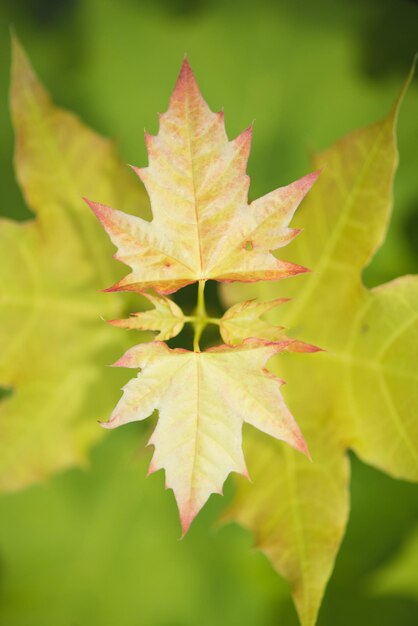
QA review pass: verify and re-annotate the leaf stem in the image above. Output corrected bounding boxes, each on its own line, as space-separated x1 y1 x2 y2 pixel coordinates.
185 316 220 326
197 280 207 319
193 280 207 352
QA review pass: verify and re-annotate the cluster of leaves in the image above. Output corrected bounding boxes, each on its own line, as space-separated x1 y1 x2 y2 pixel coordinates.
85 57 320 534
1 38 417 626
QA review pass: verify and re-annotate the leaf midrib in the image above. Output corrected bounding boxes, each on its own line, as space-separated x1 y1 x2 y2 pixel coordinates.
184 86 204 274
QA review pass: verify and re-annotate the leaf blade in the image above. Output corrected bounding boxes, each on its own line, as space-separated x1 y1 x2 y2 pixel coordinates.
89 59 318 293
103 340 309 534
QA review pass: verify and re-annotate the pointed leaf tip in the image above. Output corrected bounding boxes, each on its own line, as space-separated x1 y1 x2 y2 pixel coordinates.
180 509 195 537
179 54 193 76
298 169 321 192
391 54 417 118
172 55 199 96
10 32 26 65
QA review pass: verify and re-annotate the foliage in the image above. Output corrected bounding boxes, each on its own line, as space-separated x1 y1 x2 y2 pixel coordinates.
87 58 319 532
1 34 417 626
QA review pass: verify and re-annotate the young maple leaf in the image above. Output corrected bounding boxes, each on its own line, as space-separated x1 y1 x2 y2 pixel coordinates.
220 298 318 352
223 68 418 626
109 293 185 341
101 339 311 535
85 59 319 295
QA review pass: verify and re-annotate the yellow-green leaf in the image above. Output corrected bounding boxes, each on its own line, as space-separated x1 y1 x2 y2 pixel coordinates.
86 59 319 295
109 293 185 341
102 339 310 535
224 68 417 626
0 38 148 490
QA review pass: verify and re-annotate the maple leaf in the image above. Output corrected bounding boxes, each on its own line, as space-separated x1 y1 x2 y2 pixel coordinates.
223 68 418 626
109 293 185 341
0 38 148 490
86 59 319 295
101 339 310 535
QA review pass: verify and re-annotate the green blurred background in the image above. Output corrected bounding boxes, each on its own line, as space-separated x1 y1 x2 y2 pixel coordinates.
0 0 418 624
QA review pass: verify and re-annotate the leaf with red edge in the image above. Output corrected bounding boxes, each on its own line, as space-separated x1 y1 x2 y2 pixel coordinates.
101 339 311 534
86 59 319 295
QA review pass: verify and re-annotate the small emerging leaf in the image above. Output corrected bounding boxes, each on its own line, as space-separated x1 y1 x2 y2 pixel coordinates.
102 339 310 535
220 299 288 344
220 298 319 353
109 293 185 341
86 59 319 294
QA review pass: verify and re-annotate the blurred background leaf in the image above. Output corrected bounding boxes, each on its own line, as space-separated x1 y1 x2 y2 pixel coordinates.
368 523 418 599
0 38 149 491
223 69 418 626
0 1 417 625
